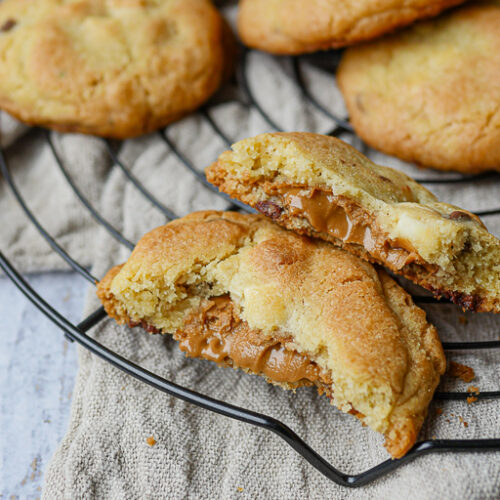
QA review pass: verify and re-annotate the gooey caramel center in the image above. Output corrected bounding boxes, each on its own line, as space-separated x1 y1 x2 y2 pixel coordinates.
264 186 423 270
174 296 331 386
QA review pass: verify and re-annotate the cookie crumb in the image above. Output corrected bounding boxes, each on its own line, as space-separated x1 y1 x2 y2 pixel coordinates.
237 487 244 492
447 361 475 382
458 416 468 428
458 316 468 325
466 396 477 404
467 385 480 395
30 456 39 481
435 407 443 416
146 436 157 447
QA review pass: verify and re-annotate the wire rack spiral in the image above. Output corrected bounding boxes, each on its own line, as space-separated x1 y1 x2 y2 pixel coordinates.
1 43 500 488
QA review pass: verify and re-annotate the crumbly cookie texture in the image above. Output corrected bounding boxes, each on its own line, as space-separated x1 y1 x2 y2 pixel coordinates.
206 133 500 312
97 210 445 458
237 0 466 54
0 0 234 138
337 1 500 173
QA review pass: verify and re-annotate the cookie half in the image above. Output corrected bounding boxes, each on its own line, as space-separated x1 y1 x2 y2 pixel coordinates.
206 132 500 312
238 0 466 54
97 210 445 458
0 0 234 138
337 1 500 173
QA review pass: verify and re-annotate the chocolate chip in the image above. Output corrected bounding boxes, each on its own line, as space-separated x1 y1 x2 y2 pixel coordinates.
448 211 472 221
255 200 283 220
1 19 17 32
430 287 483 312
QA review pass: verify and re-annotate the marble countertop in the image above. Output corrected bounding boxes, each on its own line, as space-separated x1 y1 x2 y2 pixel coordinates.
0 272 86 499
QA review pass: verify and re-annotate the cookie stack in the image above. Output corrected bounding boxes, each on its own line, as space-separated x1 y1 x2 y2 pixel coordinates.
97 132 500 458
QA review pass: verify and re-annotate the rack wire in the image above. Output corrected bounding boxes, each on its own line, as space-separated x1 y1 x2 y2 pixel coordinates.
1 43 499 488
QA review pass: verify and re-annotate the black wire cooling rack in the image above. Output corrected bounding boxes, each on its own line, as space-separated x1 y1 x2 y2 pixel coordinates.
1 43 500 488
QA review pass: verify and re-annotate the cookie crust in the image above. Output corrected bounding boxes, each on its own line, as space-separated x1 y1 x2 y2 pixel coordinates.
0 0 234 138
238 0 466 54
337 1 500 173
97 210 445 458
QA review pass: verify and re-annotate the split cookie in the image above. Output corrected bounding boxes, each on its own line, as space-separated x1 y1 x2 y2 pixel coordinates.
206 132 500 312
97 211 445 458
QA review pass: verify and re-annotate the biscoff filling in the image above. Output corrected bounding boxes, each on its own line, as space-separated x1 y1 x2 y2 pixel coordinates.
174 295 332 388
259 185 427 271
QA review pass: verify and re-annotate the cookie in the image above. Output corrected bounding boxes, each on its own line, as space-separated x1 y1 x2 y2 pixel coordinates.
97 210 445 458
237 0 466 54
337 1 500 173
0 0 234 138
206 132 500 312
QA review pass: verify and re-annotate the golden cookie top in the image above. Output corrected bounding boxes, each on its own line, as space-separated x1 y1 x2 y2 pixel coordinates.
0 0 232 137
337 1 500 172
238 0 466 54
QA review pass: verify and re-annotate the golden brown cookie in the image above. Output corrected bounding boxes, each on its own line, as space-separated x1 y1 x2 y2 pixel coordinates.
0 0 234 138
97 210 445 458
238 0 466 54
206 132 500 312
337 1 500 173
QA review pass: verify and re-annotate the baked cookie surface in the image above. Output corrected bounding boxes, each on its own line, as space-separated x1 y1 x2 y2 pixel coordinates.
97 210 445 458
0 0 233 138
238 0 466 54
206 133 500 312
337 1 500 173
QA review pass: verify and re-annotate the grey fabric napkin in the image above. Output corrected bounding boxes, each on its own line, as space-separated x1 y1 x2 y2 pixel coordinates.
0 16 498 499
0 121 107 273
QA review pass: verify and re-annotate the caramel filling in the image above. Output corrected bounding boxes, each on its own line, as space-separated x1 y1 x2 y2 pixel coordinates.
266 186 424 270
174 296 331 387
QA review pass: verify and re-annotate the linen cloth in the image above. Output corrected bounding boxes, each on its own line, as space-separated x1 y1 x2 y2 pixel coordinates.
0 12 498 499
